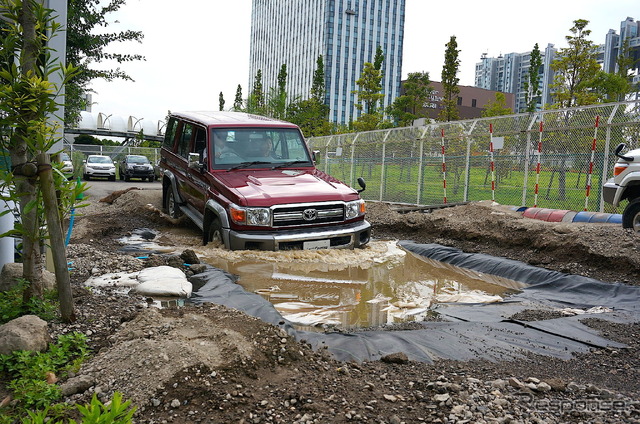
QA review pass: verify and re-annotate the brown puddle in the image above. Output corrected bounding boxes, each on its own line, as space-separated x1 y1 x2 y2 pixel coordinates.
197 241 525 331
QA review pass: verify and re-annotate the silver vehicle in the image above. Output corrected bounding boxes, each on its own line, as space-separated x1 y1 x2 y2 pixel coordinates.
602 143 640 231
83 155 116 181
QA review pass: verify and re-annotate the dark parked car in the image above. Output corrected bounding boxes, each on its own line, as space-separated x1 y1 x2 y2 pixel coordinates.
119 155 155 181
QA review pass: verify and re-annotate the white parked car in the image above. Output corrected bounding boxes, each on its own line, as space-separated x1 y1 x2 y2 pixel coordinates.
60 151 74 179
83 155 116 181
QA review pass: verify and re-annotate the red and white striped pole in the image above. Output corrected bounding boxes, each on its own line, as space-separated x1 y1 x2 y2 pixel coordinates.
441 128 447 204
533 121 543 208
584 115 600 211
489 123 496 202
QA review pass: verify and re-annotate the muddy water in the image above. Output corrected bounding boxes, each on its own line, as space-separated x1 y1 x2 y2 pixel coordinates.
195 240 525 331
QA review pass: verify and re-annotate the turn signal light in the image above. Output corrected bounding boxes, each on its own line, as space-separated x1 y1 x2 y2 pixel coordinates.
613 163 628 176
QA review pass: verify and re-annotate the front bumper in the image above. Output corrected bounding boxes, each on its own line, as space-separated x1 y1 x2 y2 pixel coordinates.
225 220 372 251
86 168 115 177
602 179 622 206
125 167 155 178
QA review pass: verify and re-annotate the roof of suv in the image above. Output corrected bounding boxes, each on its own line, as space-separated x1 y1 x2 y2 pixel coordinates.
171 111 299 128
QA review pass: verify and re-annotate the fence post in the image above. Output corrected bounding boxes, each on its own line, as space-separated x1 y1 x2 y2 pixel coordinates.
533 121 544 208
522 114 538 207
441 128 448 204
599 104 619 212
379 130 391 202
323 136 333 174
349 133 360 188
584 115 600 211
416 125 430 205
463 120 478 202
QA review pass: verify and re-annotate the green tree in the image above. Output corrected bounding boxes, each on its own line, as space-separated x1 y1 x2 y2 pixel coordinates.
386 71 432 126
523 43 542 113
247 69 265 114
219 92 225 111
65 0 144 126
354 62 384 114
373 45 384 71
287 56 332 136
438 35 460 122
352 61 386 131
233 84 243 111
550 19 600 108
267 64 288 119
587 71 631 103
0 0 81 321
481 92 513 117
310 55 326 101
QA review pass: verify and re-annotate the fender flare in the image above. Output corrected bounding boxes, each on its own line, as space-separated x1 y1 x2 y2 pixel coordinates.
614 171 640 204
162 170 184 206
202 199 230 248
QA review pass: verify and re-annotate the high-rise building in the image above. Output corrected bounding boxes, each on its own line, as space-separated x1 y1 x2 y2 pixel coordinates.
249 0 405 125
475 17 640 112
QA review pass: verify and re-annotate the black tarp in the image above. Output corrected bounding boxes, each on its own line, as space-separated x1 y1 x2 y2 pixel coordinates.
187 242 639 363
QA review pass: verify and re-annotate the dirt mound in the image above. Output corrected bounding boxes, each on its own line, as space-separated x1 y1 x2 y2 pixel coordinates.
44 187 640 423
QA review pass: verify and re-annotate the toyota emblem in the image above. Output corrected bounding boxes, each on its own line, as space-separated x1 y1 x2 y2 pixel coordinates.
302 209 318 221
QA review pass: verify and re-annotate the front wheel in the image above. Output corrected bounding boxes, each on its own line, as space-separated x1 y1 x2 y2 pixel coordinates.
165 189 182 219
205 216 224 248
622 198 640 232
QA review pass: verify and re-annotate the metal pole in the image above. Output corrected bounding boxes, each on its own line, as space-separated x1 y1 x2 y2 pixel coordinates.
379 131 391 202
599 104 619 212
463 120 478 202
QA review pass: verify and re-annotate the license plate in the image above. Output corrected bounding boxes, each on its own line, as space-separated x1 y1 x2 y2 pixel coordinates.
303 239 330 250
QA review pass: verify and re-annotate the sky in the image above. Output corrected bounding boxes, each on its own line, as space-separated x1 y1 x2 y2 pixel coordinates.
85 0 639 127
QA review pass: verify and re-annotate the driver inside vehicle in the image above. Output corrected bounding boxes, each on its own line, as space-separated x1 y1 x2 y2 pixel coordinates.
213 130 238 160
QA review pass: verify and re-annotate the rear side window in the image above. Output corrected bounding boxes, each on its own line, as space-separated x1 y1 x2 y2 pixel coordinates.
177 124 194 159
163 118 178 150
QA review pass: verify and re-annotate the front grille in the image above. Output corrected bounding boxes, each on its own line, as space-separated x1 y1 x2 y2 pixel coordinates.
272 203 345 227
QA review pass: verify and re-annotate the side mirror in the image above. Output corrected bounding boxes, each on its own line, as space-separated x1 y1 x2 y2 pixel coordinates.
312 150 320 162
188 152 201 169
614 143 634 162
357 177 366 193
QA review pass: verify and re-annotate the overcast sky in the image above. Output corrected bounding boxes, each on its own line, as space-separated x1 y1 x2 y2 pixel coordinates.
86 0 638 126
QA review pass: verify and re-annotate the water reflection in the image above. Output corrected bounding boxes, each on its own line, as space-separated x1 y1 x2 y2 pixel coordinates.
199 241 525 331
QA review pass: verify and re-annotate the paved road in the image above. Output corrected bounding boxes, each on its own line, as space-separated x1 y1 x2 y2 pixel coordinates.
81 178 162 200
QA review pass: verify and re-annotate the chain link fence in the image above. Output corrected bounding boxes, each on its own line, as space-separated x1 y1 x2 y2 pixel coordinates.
308 100 640 213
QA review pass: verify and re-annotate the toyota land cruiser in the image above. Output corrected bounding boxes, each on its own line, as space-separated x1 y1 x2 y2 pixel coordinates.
159 111 371 250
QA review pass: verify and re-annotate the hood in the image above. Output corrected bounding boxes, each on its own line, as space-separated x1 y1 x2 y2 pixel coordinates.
213 168 360 207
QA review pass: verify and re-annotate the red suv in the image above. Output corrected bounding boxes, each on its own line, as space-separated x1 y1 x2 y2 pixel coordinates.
159 111 371 250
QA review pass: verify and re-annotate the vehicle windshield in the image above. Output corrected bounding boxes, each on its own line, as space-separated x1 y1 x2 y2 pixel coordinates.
88 156 112 164
128 156 150 164
60 153 70 161
211 128 312 169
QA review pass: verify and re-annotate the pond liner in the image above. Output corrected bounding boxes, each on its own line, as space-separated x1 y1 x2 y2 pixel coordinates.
186 242 639 363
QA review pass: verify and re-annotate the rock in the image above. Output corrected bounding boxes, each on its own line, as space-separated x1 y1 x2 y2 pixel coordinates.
60 375 96 396
434 393 450 403
180 250 200 265
381 352 409 364
189 263 208 275
0 315 50 355
0 263 55 292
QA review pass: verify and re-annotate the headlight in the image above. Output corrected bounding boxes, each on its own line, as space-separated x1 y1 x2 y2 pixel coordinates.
230 205 271 226
345 199 365 219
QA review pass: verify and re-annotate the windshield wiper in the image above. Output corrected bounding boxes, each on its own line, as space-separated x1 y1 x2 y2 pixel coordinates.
271 160 309 170
227 161 272 171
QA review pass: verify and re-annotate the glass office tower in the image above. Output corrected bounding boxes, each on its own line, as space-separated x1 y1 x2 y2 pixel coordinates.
249 0 405 125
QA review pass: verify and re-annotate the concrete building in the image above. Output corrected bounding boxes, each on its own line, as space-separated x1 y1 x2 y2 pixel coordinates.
249 0 405 125
475 17 640 112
